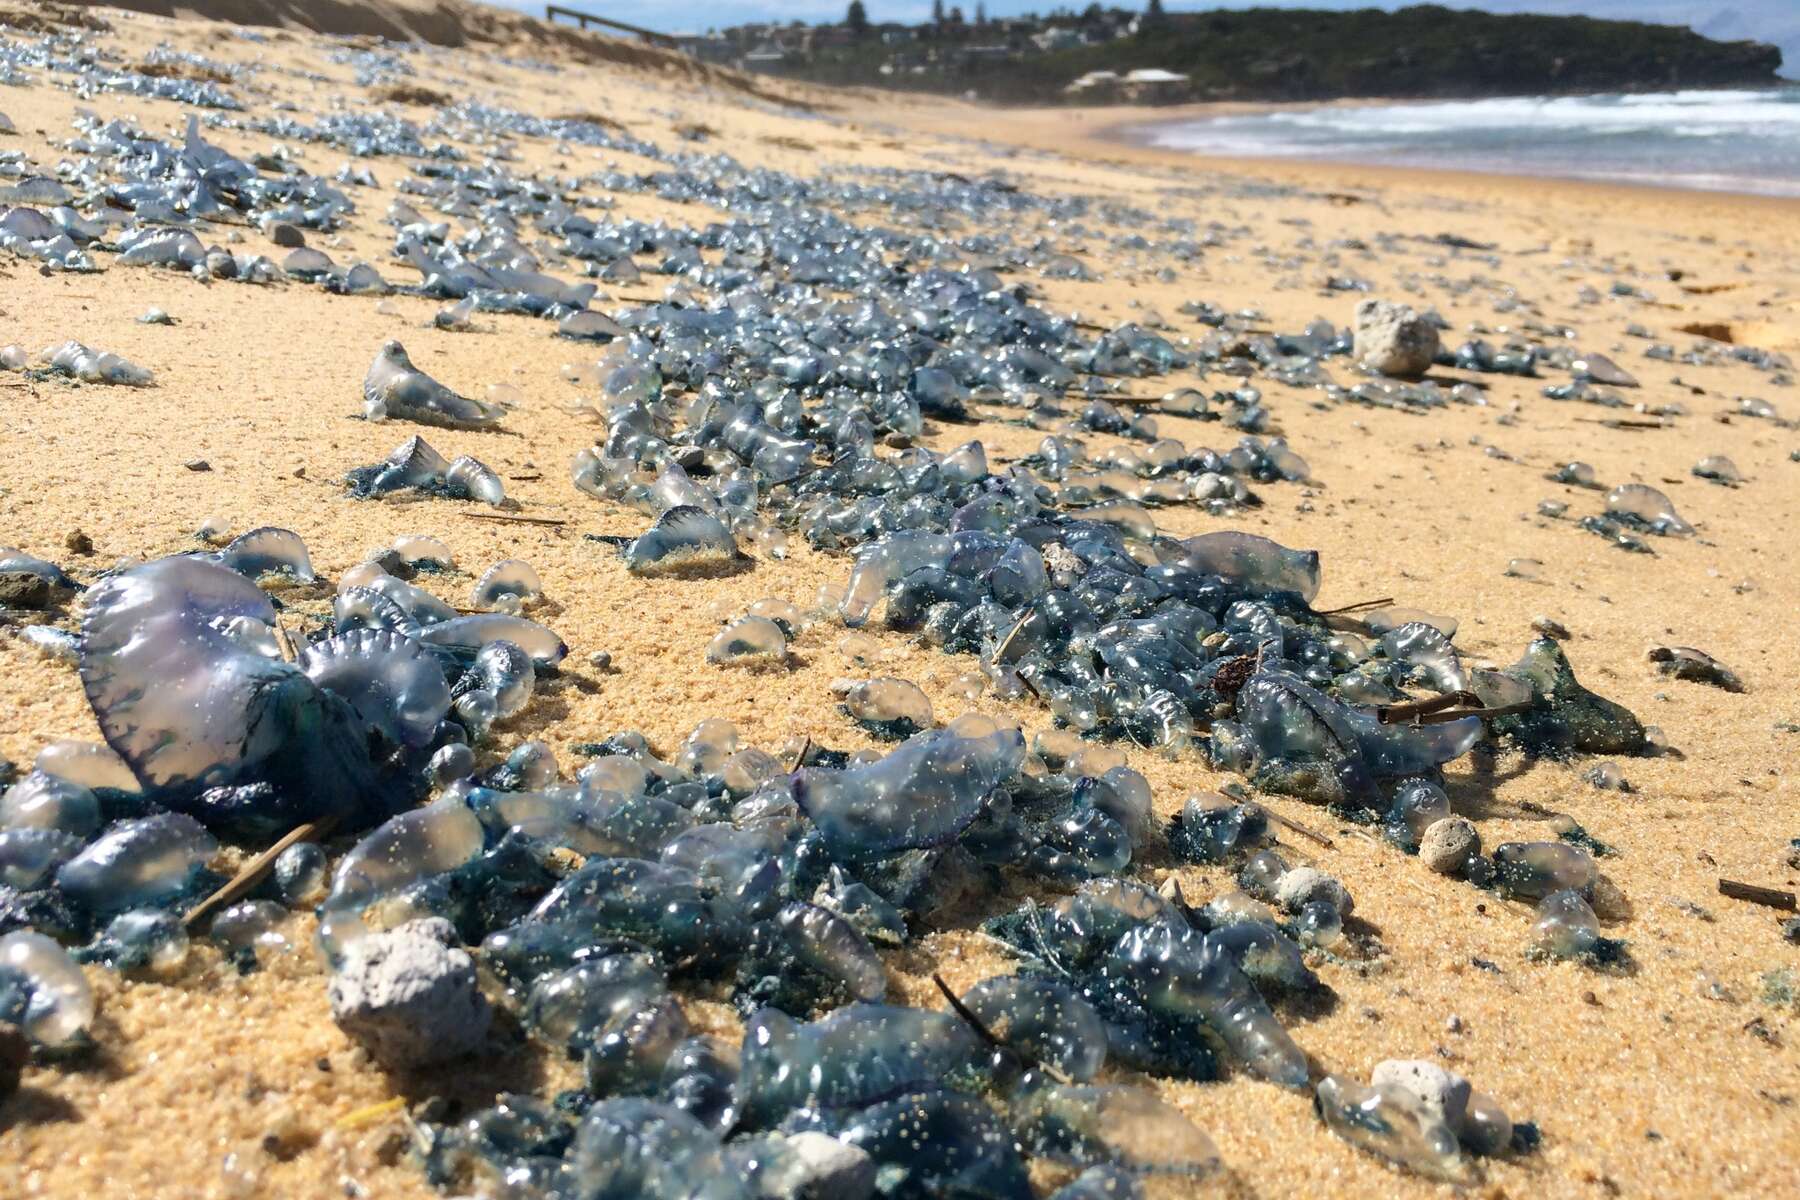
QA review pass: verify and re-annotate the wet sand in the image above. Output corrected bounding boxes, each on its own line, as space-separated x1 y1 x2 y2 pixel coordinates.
2 5 1798 1198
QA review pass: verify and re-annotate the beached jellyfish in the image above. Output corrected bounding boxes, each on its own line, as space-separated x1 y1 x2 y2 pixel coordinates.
81 909 189 975
557 310 626 342
1647 645 1744 692
1315 1075 1475 1184
446 456 506 506
392 535 454 572
1546 461 1600 488
736 1003 986 1128
1012 1082 1223 1176
1178 531 1320 602
1531 889 1601 959
734 901 887 1014
346 437 504 504
428 744 477 788
454 640 535 731
55 813 218 918
840 530 953 627
330 262 389 296
210 900 292 962
706 616 788 666
523 950 669 1053
1487 639 1647 756
1571 352 1638 388
841 1090 1033 1198
434 296 476 330
1206 920 1318 993
1693 455 1743 485
363 341 504 430
357 572 459 626
565 1100 726 1199
33 742 137 794
472 560 543 611
347 438 448 499
273 841 329 906
1107 920 1310 1088
1505 557 1544 581
1 771 101 837
44 340 154 386
622 506 739 574
1379 622 1469 692
962 975 1108 1081
1604 483 1693 536
316 800 485 957
837 632 880 667
298 629 451 752
841 677 934 739
1169 793 1272 864
1292 900 1344 949
1226 667 1482 804
282 247 332 280
527 859 718 965
420 613 567 668
0 828 84 890
212 526 315 582
0 931 96 1048
1492 842 1596 900
1387 778 1452 849
793 724 1025 861
582 990 692 1095
490 741 560 791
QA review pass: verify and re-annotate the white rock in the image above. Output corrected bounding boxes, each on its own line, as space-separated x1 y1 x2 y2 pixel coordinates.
1274 866 1353 916
759 1131 876 1200
1419 816 1479 875
1354 299 1440 378
1373 1059 1472 1133
327 919 490 1067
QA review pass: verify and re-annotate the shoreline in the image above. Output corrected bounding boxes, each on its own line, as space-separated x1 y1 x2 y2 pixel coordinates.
850 89 1800 213
1093 87 1800 202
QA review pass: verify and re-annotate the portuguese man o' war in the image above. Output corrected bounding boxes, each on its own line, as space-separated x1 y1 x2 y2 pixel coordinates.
363 340 505 430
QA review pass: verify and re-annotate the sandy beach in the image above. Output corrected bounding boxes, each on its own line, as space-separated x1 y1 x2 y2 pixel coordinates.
1 3 1797 1198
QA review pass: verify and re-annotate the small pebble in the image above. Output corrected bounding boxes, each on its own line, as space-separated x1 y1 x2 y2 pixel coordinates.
1419 817 1479 875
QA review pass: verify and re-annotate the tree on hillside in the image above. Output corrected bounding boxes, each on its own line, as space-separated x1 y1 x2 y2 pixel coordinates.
1145 0 1168 22
847 0 869 35
933 0 945 25
976 2 987 24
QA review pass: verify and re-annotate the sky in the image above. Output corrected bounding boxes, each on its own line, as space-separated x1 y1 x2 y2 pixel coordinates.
501 1 1796 71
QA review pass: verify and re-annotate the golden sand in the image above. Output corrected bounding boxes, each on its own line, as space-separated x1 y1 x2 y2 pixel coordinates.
1 5 1797 1198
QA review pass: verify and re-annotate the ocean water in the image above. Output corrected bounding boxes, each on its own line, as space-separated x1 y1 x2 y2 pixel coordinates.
1129 87 1800 197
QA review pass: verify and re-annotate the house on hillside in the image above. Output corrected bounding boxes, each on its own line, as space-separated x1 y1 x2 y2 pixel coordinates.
1031 27 1084 53
1122 68 1190 101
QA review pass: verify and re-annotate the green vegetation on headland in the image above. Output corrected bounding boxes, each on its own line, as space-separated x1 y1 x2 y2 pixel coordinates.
731 5 1785 104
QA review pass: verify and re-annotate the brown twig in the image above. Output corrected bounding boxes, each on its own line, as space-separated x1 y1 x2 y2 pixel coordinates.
273 619 301 664
463 512 567 527
1377 691 1482 724
1315 596 1396 617
1717 878 1797 912
1266 809 1334 849
1575 417 1670 430
184 817 337 928
993 609 1034 663
932 974 1002 1046
784 736 812 773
